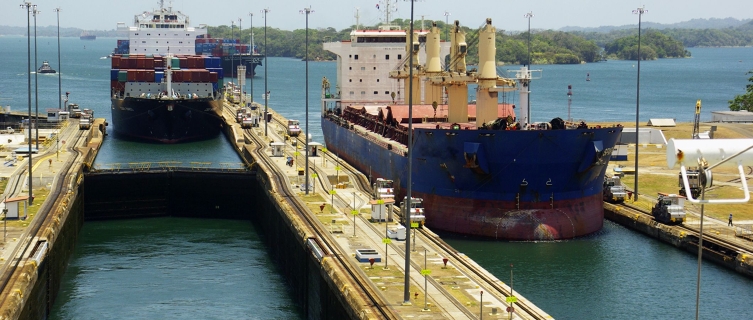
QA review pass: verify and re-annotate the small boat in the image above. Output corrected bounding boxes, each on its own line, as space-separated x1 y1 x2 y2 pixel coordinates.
586 72 591 81
37 60 56 74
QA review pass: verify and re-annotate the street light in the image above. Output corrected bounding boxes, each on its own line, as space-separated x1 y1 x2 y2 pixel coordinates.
262 8 270 137
248 12 254 103
230 20 235 78
404 0 416 306
443 11 450 71
301 6 313 195
54 8 61 115
524 11 534 123
632 6 646 203
20 2 34 207
239 17 243 107
33 7 40 150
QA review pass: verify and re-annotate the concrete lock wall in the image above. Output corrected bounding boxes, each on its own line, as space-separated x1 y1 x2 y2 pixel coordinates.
15 169 352 319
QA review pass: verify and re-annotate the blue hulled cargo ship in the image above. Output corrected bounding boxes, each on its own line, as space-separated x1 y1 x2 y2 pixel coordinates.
320 10 622 240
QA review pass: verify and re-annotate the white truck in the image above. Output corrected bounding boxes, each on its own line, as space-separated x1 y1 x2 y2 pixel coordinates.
0 127 14 134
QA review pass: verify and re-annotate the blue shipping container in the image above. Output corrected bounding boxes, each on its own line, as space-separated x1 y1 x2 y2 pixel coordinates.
155 71 164 83
110 69 119 81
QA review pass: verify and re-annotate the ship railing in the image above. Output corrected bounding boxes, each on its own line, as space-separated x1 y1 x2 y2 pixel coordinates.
92 162 250 173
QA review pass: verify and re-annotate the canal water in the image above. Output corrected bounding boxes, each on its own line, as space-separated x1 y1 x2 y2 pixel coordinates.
1 35 752 319
48 218 300 319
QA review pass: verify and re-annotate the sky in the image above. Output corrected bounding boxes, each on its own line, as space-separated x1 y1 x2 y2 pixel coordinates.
4 0 751 32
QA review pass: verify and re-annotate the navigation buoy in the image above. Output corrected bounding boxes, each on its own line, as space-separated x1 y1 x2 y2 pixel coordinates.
586 73 590 81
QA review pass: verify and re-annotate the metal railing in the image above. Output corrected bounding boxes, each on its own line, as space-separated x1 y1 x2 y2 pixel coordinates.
93 162 251 173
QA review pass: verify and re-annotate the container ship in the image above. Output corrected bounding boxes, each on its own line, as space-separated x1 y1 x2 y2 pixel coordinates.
110 1 224 143
320 11 622 240
112 1 262 77
80 31 96 40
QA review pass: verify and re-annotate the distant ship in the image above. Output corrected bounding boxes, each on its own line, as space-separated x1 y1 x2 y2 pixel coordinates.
320 4 622 240
109 1 224 143
37 60 56 74
80 31 96 40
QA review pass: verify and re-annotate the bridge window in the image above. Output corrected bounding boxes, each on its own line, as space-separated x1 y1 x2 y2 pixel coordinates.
373 91 378 94
354 54 359 60
385 54 389 60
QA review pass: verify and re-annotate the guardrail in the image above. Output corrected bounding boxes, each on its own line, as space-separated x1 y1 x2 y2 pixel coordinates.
92 162 251 172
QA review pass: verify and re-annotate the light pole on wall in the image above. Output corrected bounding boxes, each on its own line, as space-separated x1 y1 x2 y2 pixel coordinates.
20 2 35 206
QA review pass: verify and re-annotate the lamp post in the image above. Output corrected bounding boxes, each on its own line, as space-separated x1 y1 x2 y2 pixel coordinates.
230 20 235 78
238 17 243 107
262 8 269 136
34 7 40 150
301 6 313 195
632 6 646 202
54 8 61 116
248 12 254 103
443 11 450 71
524 11 534 123
20 2 34 207
404 0 416 305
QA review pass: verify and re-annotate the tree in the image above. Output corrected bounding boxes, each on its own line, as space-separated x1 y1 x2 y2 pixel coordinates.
729 71 753 111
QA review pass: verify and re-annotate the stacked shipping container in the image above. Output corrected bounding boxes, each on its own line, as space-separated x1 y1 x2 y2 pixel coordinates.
110 54 223 95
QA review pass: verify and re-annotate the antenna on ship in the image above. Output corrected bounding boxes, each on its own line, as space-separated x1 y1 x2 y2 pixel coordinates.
354 7 359 31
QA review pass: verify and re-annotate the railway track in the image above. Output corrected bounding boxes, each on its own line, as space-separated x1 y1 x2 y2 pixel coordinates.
614 201 753 256
0 125 86 305
274 119 551 319
242 128 397 319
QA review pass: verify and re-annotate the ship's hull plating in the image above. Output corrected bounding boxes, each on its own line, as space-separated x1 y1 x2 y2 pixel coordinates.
111 97 223 143
321 116 622 240
222 55 263 77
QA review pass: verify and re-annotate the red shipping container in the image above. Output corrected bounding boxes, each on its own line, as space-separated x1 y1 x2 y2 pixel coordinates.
195 57 205 69
111 56 121 69
209 72 218 83
200 70 209 82
110 80 118 89
179 58 188 69
129 58 138 69
154 56 164 68
172 70 182 82
135 58 145 69
127 70 137 82
184 70 192 82
145 70 155 82
145 58 154 69
192 70 200 83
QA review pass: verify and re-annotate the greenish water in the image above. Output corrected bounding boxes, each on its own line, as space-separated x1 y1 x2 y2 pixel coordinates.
49 218 301 319
444 221 753 320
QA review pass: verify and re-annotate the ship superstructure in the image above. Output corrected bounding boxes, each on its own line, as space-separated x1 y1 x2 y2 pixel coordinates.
113 0 262 77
